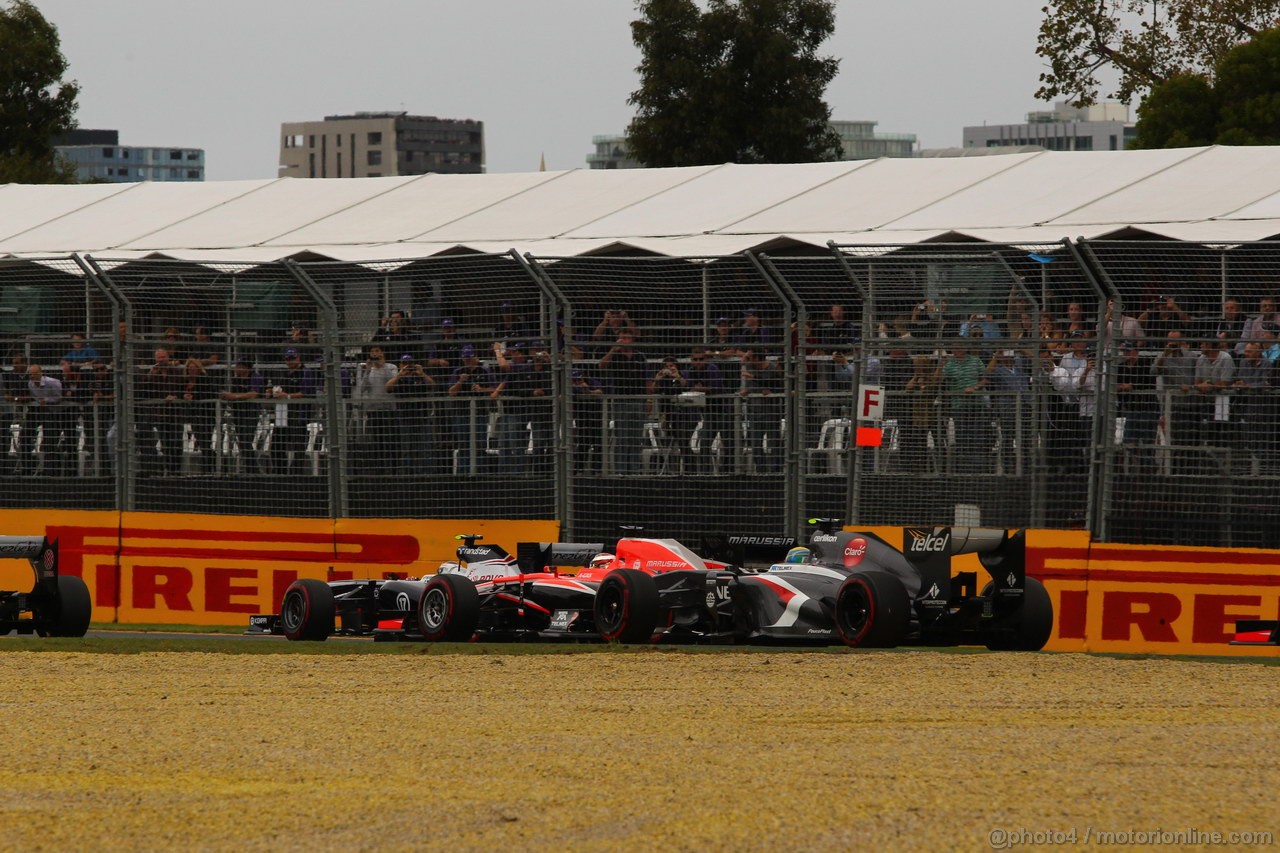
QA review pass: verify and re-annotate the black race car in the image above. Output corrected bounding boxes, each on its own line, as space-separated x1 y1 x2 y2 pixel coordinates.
0 536 91 638
592 523 1054 650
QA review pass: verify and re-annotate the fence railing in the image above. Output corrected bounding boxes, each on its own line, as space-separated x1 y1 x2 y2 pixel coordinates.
3 241 1279 547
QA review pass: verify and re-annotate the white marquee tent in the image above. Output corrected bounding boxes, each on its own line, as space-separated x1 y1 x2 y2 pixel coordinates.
3 145 1280 264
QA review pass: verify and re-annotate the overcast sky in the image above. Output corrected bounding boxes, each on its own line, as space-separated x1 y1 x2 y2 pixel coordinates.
35 0 1098 181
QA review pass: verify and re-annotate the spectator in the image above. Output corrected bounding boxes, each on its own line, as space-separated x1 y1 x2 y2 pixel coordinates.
986 349 1028 474
1064 301 1090 337
909 298 946 338
709 316 735 357
733 308 773 354
355 345 398 475
1234 341 1275 467
161 327 186 364
61 332 101 365
1115 340 1159 468
25 364 64 476
570 367 604 473
901 355 938 472
220 360 264 471
525 344 554 475
1194 336 1235 443
1103 297 1145 350
268 347 313 474
739 348 782 474
1049 337 1096 475
1241 297 1280 349
959 313 1001 340
816 304 857 348
1139 294 1191 343
648 355 696 473
686 347 727 474
85 361 114 473
1153 330 1199 449
447 344 499 474
179 358 215 474
591 309 639 350
139 348 182 476
597 330 649 475
938 342 991 474
4 355 30 474
495 302 531 343
374 310 415 358
386 352 435 471
1212 298 1247 351
190 326 220 367
493 341 535 473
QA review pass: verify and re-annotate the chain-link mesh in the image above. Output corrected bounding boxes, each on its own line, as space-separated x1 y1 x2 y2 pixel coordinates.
86 258 334 517
530 255 791 543
822 242 1105 530
274 254 554 519
0 257 116 507
1080 241 1280 547
1 244 1278 549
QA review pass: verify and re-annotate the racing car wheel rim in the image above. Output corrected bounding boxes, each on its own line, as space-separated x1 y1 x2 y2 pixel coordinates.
596 584 624 636
421 587 448 632
837 582 872 642
281 590 307 635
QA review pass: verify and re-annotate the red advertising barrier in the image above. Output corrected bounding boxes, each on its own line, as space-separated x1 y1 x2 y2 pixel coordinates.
0 510 1274 655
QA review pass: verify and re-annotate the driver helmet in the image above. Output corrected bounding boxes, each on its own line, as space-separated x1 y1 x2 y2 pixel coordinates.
784 546 810 564
589 553 615 569
438 560 461 574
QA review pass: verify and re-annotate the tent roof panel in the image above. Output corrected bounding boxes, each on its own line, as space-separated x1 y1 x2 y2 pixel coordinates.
0 182 137 243
260 170 567 246
561 160 864 238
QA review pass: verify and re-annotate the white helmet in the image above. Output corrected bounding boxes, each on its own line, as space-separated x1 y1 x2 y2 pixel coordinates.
438 560 461 574
589 553 615 569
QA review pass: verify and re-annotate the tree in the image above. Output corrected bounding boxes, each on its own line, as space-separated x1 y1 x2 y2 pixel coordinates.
1131 25 1280 147
0 0 79 184
1035 0 1280 107
627 0 842 167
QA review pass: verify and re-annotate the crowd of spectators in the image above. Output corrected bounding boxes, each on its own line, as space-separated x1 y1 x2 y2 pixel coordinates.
8 289 1280 478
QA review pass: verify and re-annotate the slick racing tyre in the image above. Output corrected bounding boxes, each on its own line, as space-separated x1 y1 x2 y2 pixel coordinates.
280 578 335 642
834 570 910 649
38 575 92 638
418 573 480 642
984 576 1054 651
595 569 660 644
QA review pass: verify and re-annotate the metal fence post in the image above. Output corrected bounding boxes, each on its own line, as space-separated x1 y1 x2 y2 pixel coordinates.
79 255 134 511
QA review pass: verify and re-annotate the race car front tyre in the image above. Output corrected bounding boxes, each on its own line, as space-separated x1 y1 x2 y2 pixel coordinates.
834 570 909 649
595 569 659 644
984 576 1054 651
40 575 92 637
280 579 335 641
418 574 480 642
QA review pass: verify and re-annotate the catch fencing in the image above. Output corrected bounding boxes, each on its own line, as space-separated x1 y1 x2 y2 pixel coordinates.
2 241 1278 548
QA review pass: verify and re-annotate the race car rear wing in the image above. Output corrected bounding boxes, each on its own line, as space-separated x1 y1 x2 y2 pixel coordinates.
517 542 606 574
901 526 1028 607
0 536 59 596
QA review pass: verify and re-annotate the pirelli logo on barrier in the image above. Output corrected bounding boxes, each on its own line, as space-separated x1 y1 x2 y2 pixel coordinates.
48 525 424 625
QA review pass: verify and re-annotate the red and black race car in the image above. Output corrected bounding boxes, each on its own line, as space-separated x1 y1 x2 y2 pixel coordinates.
1231 621 1280 646
248 533 735 642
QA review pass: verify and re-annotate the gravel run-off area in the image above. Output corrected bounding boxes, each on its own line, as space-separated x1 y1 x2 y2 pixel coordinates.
0 649 1276 852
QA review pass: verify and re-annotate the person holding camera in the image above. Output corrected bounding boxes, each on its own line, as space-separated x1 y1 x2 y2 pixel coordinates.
387 353 435 469
356 345 397 475
648 356 696 473
447 345 500 474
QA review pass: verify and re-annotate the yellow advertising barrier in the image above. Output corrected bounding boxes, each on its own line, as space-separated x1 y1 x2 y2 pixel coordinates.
0 509 1275 655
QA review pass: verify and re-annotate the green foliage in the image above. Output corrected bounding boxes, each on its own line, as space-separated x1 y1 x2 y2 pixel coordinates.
0 0 79 184
627 0 842 167
1132 25 1280 148
1036 0 1280 107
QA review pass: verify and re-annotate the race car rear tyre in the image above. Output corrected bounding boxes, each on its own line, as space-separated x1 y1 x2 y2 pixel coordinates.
418 573 480 642
984 576 1054 651
834 570 909 649
42 575 92 638
280 579 335 641
595 569 659 644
